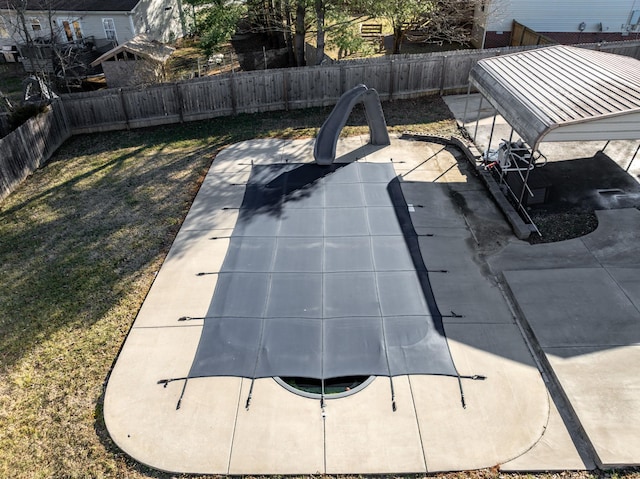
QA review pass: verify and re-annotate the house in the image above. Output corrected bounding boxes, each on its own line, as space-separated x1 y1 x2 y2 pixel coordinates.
473 0 640 48
0 0 186 49
90 33 175 87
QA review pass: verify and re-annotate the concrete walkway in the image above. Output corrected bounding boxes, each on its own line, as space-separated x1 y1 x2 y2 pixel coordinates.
445 93 640 469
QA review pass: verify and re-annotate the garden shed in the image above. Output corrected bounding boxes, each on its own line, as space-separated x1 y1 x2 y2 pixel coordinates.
90 34 175 88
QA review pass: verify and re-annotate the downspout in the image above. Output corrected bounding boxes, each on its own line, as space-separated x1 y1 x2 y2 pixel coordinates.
129 12 136 37
480 0 490 49
175 0 187 37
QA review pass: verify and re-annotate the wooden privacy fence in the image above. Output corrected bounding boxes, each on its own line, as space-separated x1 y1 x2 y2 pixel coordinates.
59 47 518 134
0 102 70 201
511 20 557 47
60 41 640 135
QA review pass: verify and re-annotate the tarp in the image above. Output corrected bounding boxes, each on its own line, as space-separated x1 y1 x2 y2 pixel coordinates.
187 162 458 382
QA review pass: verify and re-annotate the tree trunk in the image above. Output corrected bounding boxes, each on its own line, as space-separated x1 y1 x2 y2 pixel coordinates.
393 25 403 54
294 1 306 66
314 0 325 65
284 0 295 66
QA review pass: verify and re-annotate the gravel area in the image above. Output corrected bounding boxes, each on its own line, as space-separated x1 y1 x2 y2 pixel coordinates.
525 152 640 244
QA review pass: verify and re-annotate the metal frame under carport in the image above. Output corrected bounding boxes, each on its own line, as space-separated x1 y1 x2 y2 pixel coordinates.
462 45 640 234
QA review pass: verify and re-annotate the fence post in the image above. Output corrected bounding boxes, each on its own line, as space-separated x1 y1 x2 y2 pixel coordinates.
283 70 290 111
174 83 184 123
388 58 395 101
439 55 447 95
230 72 238 115
118 88 130 129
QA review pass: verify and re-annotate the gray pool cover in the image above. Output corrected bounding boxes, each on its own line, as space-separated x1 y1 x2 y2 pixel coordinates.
182 161 460 390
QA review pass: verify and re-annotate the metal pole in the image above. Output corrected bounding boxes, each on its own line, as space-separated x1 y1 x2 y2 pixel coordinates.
499 129 515 186
473 95 484 142
486 110 497 158
462 83 471 124
518 141 536 207
626 143 640 172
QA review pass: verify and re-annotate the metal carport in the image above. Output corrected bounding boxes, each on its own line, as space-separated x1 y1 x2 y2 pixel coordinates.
464 45 640 227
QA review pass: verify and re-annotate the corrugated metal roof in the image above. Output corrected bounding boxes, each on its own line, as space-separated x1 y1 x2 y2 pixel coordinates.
469 45 640 149
19 0 140 12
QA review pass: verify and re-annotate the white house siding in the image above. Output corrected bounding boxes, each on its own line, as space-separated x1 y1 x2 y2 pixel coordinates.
132 0 185 43
487 0 640 34
58 13 136 43
0 0 185 48
0 10 135 45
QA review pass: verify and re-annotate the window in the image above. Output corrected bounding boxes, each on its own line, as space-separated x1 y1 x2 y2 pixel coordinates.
30 18 41 32
102 18 117 41
73 21 82 39
61 21 73 41
59 19 83 41
0 18 8 38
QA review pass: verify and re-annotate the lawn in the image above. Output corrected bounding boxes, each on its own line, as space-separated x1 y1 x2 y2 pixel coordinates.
0 94 636 479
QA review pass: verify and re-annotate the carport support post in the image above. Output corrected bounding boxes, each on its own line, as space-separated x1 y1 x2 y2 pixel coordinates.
626 143 640 172
498 129 515 187
473 95 484 142
462 83 471 124
486 110 497 158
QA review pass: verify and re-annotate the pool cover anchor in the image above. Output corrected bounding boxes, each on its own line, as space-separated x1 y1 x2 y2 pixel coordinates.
389 377 397 412
157 377 190 410
457 374 488 409
245 378 256 410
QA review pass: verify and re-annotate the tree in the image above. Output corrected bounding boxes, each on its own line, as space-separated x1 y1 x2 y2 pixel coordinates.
186 0 246 55
1 0 59 92
307 0 376 64
243 0 304 66
294 0 307 66
326 10 371 59
376 0 482 54
242 0 374 67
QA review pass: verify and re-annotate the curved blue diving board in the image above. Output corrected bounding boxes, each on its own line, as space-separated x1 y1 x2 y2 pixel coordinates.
313 84 391 166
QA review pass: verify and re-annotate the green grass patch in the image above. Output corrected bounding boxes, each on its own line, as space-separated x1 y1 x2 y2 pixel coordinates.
1 95 627 479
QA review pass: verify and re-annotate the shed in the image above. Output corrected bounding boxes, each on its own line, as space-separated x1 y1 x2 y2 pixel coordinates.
465 45 640 228
90 34 175 87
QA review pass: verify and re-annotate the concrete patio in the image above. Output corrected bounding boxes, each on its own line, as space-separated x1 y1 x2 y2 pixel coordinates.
103 102 640 473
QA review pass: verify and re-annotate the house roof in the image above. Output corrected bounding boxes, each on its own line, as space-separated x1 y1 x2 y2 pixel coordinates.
469 45 640 150
16 0 140 12
90 34 175 66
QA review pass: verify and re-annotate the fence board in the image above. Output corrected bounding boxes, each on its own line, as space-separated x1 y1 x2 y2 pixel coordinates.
63 92 128 133
122 86 182 129
180 76 235 121
0 102 71 201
